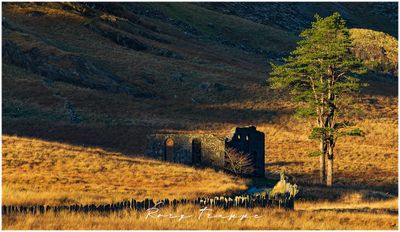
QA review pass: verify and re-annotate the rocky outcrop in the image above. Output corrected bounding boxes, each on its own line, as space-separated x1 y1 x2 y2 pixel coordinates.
270 172 299 198
351 28 398 76
85 21 148 51
86 21 182 59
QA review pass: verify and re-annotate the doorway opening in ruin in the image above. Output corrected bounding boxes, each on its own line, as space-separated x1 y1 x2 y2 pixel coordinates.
192 138 202 165
165 138 174 161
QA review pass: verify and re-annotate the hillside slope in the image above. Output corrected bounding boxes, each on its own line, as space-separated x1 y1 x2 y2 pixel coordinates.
198 2 398 37
351 28 398 76
2 2 398 193
2 135 247 205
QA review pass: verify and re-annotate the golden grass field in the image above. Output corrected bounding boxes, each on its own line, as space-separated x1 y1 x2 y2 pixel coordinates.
2 135 247 206
2 80 398 230
2 113 398 230
3 200 398 230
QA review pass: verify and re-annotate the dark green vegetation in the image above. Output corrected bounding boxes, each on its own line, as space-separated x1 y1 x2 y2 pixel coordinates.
270 13 367 186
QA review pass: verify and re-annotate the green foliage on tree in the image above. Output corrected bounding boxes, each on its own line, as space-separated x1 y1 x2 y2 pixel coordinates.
268 12 367 186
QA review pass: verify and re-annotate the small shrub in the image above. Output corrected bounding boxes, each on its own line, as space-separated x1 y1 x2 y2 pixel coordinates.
224 148 255 176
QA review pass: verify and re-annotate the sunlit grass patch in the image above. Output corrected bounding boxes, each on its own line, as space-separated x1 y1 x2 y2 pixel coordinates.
2 135 248 206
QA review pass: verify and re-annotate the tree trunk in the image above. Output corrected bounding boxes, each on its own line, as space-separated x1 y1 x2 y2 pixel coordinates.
325 73 335 187
319 140 326 184
327 147 334 187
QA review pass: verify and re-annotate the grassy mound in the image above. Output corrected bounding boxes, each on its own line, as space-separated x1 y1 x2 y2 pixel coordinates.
2 135 247 206
350 28 398 75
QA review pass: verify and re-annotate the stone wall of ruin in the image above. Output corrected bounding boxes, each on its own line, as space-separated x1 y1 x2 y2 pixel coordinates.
146 133 226 167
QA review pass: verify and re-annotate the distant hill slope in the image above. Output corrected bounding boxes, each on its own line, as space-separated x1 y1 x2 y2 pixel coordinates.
2 2 398 153
198 2 398 37
350 28 398 76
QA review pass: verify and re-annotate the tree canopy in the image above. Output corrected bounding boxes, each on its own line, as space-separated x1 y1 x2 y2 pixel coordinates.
268 12 367 186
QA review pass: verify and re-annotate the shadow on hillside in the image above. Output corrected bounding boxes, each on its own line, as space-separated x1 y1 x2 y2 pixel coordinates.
296 183 398 201
360 71 398 97
172 106 293 128
264 169 398 200
292 174 397 200
3 101 397 199
2 104 288 155
268 161 305 166
2 120 154 155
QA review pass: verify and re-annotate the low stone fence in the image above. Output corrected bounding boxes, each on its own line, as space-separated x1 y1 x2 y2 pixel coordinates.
2 193 295 215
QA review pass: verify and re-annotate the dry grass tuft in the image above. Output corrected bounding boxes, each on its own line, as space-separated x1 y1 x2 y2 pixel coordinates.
3 202 398 230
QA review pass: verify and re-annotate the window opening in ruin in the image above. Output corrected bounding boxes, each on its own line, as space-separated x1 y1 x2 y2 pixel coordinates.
165 138 174 161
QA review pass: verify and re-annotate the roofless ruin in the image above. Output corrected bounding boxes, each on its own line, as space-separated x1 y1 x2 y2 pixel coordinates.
146 126 265 176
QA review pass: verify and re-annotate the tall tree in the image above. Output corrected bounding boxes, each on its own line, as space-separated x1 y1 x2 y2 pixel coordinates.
268 12 367 186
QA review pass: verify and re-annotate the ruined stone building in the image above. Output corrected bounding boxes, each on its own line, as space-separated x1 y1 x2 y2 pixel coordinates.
225 126 265 176
146 126 265 176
